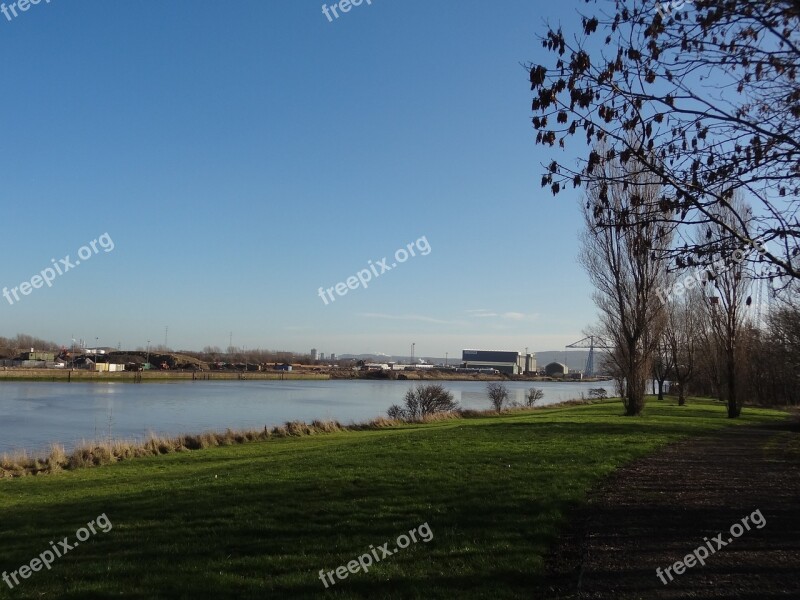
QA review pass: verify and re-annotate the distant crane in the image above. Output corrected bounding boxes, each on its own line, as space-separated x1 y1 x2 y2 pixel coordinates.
565 336 612 377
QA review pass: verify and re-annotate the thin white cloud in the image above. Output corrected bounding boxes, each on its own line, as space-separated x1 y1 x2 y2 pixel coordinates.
466 309 539 322
466 309 498 318
502 312 529 321
359 313 456 325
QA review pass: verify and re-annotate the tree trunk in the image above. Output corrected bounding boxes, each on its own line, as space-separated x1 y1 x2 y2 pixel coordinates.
657 378 665 402
624 391 643 415
624 357 647 416
726 354 740 418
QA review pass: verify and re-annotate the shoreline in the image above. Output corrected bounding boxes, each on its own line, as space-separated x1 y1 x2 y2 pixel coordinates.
0 369 328 383
0 368 612 384
0 398 606 479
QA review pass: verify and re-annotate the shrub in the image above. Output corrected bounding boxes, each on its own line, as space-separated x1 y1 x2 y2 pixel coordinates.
271 425 289 438
365 417 398 428
526 387 544 407
91 445 114 466
387 384 459 421
486 383 510 412
68 448 94 470
589 388 608 400
183 435 203 450
199 432 219 448
311 420 342 433
387 405 406 420
286 421 310 436
47 444 67 470
458 409 485 419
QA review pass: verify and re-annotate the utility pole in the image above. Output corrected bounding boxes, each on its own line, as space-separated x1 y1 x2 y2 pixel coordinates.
164 326 169 350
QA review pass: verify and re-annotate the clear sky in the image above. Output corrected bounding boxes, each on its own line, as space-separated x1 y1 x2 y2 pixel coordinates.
0 0 596 358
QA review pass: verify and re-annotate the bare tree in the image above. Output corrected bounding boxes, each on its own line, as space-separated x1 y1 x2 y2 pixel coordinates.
579 154 675 415
387 384 459 421
699 196 757 417
5 334 60 352
487 383 510 412
749 291 800 405
530 0 800 283
663 291 700 406
652 333 674 402
526 387 544 407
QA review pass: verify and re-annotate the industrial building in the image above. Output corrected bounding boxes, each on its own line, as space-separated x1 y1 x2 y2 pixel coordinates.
544 362 568 376
461 350 537 376
21 351 55 362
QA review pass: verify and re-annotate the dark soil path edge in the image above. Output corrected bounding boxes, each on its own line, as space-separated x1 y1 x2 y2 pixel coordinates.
537 413 800 600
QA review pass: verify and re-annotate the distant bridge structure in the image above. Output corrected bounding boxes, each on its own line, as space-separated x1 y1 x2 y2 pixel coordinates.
565 336 612 377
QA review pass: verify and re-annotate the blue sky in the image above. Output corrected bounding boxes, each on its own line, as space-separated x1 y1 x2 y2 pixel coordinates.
0 0 596 357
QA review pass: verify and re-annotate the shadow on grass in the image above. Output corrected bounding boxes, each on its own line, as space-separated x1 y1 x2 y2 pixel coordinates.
0 404 789 599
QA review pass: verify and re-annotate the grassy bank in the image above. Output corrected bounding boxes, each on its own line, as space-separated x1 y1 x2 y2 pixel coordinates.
0 398 787 599
0 418 403 479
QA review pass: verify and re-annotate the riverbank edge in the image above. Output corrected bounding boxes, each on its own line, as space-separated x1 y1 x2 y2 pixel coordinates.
0 368 612 384
0 399 605 480
0 369 327 383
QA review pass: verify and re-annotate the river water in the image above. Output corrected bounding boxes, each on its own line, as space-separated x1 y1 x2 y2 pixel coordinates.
0 379 614 454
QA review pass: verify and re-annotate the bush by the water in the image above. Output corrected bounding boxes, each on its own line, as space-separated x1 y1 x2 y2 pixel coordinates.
487 382 510 412
387 384 459 421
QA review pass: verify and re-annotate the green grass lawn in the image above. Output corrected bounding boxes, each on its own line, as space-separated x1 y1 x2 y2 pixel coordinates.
0 398 787 599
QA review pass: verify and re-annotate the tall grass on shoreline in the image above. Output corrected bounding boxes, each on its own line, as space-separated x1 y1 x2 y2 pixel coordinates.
1 402 598 480
0 420 369 479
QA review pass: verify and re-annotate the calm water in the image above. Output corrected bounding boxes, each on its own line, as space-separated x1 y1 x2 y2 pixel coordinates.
0 379 614 454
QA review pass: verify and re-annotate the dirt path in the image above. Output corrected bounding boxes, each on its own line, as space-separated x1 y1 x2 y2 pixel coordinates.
541 417 800 599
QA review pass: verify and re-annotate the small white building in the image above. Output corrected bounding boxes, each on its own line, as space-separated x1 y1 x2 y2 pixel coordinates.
93 363 125 372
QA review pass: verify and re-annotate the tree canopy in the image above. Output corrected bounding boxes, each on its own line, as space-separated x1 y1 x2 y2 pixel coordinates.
529 0 800 283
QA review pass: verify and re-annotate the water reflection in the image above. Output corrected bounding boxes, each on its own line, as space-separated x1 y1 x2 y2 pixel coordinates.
0 379 614 454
